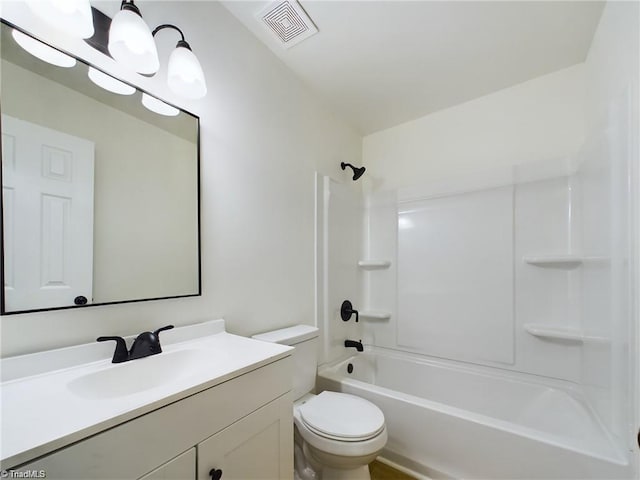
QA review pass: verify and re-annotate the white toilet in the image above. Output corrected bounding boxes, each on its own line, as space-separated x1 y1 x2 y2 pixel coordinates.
253 325 387 480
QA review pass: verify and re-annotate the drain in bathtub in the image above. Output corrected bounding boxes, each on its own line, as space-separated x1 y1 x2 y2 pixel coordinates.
347 363 354 374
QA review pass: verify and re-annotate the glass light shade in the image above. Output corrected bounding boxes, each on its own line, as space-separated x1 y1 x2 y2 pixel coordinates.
26 0 94 39
141 93 180 117
11 29 76 68
108 9 159 75
88 67 136 95
167 46 207 99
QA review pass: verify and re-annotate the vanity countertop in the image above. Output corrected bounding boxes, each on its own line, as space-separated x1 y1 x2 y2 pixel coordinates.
0 319 292 468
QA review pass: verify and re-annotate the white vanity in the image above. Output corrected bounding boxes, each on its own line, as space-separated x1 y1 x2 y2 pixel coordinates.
0 320 293 480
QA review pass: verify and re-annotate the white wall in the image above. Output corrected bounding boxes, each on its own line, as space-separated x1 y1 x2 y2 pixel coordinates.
0 1 361 357
362 64 586 190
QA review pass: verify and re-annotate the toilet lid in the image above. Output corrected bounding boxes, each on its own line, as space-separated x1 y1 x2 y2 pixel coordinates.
298 391 385 441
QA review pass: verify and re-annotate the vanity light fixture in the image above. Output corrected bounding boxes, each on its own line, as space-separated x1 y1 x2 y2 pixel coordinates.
102 1 207 99
87 67 136 95
11 29 76 68
25 0 94 39
153 24 207 100
108 0 159 75
141 92 180 117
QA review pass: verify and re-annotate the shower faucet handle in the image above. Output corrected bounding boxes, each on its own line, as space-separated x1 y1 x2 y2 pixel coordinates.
341 300 359 322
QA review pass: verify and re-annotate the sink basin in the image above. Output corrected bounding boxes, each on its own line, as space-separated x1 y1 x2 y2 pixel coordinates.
67 349 206 399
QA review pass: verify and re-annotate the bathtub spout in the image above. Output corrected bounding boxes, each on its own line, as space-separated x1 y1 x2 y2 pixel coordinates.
344 339 364 352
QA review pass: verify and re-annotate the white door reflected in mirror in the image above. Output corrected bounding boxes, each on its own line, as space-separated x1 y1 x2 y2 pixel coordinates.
2 115 94 311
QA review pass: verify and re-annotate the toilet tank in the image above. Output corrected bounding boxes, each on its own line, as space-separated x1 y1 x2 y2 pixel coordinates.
252 325 319 400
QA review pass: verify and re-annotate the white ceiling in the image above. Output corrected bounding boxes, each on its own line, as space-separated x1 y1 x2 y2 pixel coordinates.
222 1 604 135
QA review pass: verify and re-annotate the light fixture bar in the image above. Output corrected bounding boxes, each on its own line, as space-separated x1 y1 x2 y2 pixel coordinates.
84 7 112 57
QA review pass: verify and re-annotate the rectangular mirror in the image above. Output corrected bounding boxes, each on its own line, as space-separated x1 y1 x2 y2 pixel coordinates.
0 21 201 314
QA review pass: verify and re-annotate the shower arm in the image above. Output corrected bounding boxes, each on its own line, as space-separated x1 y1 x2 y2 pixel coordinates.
340 162 366 181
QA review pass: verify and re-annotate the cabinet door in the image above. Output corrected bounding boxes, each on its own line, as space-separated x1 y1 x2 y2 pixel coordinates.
138 448 195 480
197 394 293 480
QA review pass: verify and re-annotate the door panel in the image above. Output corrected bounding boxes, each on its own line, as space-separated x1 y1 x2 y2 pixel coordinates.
2 114 94 310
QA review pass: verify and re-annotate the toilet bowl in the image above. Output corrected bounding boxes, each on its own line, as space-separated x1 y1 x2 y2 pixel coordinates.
294 392 387 480
252 325 387 480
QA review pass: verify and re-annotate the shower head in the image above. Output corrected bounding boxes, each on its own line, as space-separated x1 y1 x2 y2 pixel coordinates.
340 162 366 181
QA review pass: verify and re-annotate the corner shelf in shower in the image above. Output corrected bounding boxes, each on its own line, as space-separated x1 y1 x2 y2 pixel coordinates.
360 310 392 320
524 323 584 343
522 254 583 269
358 260 392 270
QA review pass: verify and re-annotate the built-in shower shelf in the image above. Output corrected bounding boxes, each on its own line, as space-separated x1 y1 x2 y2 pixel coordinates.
524 324 584 343
522 254 583 269
360 310 391 320
358 260 392 270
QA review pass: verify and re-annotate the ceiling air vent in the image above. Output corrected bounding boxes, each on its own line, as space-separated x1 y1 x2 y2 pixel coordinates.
259 0 318 49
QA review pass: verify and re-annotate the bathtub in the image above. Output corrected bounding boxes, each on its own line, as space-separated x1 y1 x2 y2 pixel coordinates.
317 347 631 479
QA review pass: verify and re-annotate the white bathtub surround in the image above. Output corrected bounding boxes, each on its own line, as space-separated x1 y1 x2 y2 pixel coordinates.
318 348 631 479
315 173 364 364
361 160 584 380
354 150 636 462
579 3 639 452
398 184 515 365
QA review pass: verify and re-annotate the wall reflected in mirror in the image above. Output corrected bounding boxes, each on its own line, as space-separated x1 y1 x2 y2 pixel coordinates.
1 21 201 314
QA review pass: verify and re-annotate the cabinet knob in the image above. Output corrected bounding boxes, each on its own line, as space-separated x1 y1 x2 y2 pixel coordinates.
209 468 223 480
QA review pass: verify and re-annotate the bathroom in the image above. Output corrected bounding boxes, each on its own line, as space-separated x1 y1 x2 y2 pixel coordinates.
0 1 638 479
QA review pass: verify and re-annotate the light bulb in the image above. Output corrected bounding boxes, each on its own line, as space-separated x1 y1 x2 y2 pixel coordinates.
167 45 207 99
141 93 179 117
108 8 159 74
25 0 94 39
11 29 76 68
88 67 136 95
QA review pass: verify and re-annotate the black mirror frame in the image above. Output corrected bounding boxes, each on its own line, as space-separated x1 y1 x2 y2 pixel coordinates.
0 19 202 315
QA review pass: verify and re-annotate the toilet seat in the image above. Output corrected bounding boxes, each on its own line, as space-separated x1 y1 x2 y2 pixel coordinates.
298 391 385 442
294 407 388 459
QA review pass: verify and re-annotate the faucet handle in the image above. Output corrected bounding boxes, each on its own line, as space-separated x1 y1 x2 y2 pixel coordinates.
97 336 129 363
341 300 359 323
153 325 175 336
129 325 175 361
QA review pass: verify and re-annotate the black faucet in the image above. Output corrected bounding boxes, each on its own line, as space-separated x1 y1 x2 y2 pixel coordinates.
344 339 364 352
98 325 174 363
